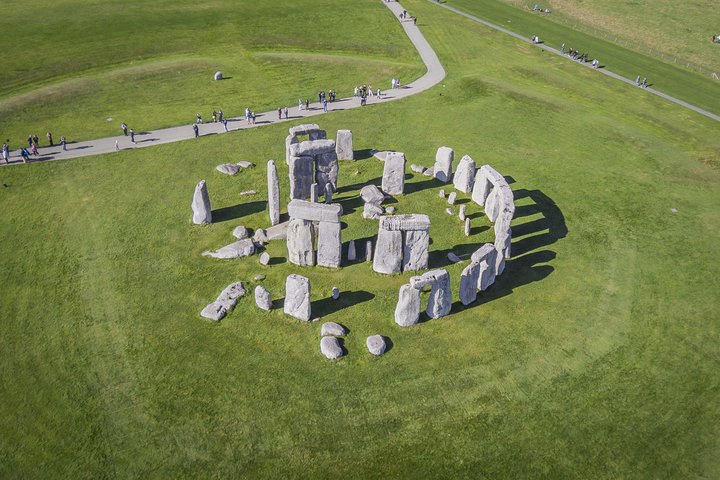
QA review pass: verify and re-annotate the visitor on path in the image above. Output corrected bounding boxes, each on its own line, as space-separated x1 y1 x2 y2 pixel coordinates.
196 113 203 124
635 75 641 86
27 135 33 148
305 99 310 110
641 78 648 88
218 110 223 122
251 112 256 125
60 136 67 151
323 99 328 112
277 108 282 120
46 132 53 146
130 129 136 143
193 124 199 138
298 99 303 111
560 42 565 54
222 119 228 132
212 110 217 123
121 123 128 136
2 143 9 163
20 148 30 163
283 107 289 119
354 86 359 97
30 143 39 156
376 88 381 97
414 16 417 25
115 140 119 151
32 135 39 147
245 107 251 123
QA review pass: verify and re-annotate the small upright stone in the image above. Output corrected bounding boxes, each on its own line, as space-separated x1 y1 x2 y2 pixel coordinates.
366 335 387 356
447 192 457 205
410 164 426 174
365 240 373 262
331 287 340 300
458 205 466 221
310 183 319 203
254 286 272 311
464 218 471 236
324 183 333 204
191 179 212 224
284 274 311 321
445 207 454 216
385 206 396 215
438 189 445 198
347 240 357 261
259 251 271 265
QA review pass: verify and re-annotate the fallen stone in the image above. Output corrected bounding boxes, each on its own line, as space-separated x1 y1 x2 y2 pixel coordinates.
366 335 387 355
191 180 212 225
410 164 426 174
284 274 311 321
232 225 249 239
201 302 226 321
254 274 266 281
203 239 255 259
321 321 346 336
423 166 434 177
445 207 454 215
252 228 268 244
363 203 384 219
380 214 430 232
394 284 421 326
336 129 353 160
259 251 270 265
433 146 454 183
216 163 240 175
347 240 356 261
216 281 246 310
236 161 254 168
447 252 461 263
266 221 289 241
320 336 344 360
288 199 343 223
240 190 258 196
453 155 476 193
267 160 280 226
331 287 340 300
255 286 272 311
360 184 385 205
447 192 457 205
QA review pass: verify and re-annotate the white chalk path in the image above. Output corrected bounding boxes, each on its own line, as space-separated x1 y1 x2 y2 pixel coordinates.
1 1 445 167
426 0 720 123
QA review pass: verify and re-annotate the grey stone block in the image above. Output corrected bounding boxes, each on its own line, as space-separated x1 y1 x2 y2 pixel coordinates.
360 184 385 205
202 239 255 259
366 335 387 355
382 151 406 195
191 179 212 224
459 262 481 305
320 336 343 359
394 284 421 326
317 221 342 268
255 286 272 311
433 146 454 183
288 199 343 224
373 228 403 274
336 129 353 160
402 229 430 271
288 155 314 200
453 155 476 193
267 160 280 226
321 321 346 336
286 219 315 266
284 274 311 321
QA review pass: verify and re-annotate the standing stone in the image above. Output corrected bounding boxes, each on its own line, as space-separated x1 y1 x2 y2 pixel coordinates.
317 221 342 268
331 287 340 300
495 246 506 276
438 189 445 198
471 169 493 206
360 184 385 205
447 192 457 205
426 269 452 319
453 155 476 193
472 244 498 291
347 240 357 261
410 164 426 174
394 284 421 326
402 229 430 271
320 336 343 359
267 160 280 226
465 218 471 236
336 129 353 160
495 225 512 260
255 286 272 311
191 180 212 224
286 219 315 266
324 182 333 204
459 205 466 221
259 251 271 265
284 274 311 321
285 134 299 165
433 146 454 183
365 240 373 262
310 183 319 203
445 207 454 216
316 151 339 193
289 155 314 200
459 262 481 305
373 228 403 274
381 152 406 195
366 335 387 355
486 185 512 222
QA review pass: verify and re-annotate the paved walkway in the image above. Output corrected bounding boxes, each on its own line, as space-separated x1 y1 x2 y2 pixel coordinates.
1 1 444 167
427 0 720 123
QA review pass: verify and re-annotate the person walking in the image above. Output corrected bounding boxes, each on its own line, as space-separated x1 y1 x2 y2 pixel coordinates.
46 132 53 146
30 142 39 156
298 99 303 111
193 124 199 138
322 99 328 112
211 110 217 123
222 119 228 132
218 110 223 122
283 107 289 119
129 129 136 143
196 113 203 124
277 108 282 120
305 99 310 110
20 148 30 163
115 140 120 151
2 142 9 164
121 123 128 136
60 136 67 151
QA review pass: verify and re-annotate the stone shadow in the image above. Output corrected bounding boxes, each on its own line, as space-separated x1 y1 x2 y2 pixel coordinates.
509 189 567 257
211 200 266 223
312 290 375 317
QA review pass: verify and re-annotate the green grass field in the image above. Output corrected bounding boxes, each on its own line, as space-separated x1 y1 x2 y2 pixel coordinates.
1 0 719 478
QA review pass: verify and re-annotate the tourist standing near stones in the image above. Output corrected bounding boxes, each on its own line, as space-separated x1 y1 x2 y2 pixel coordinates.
121 123 128 136
60 136 67 151
193 124 199 138
46 132 53 146
129 129 136 144
222 119 228 132
2 142 9 163
196 113 203 124
298 99 303 111
277 108 282 120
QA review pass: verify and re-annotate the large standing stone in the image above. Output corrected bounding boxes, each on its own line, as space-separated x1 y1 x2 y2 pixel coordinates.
394 284 421 326
459 262 481 305
472 243 498 291
202 238 255 259
495 246 506 276
402 229 430 271
360 184 385 205
426 269 452 319
433 146 454 183
191 180 212 224
347 240 356 261
320 336 344 359
366 335 387 355
316 151 339 193
381 152 406 195
267 160 280 226
284 274 311 321
289 139 336 157
486 184 512 222
317 221 342 268
495 225 512 260
255 286 272 311
285 134 299 165
289 155 314 200
453 155 476 193
373 228 403 274
471 169 493 206
336 129 353 160
286 219 315 266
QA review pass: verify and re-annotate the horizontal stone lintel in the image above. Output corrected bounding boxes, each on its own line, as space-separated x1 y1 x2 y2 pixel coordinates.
288 199 343 223
379 214 430 231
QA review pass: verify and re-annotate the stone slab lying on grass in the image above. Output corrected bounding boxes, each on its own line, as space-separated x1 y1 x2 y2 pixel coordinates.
366 335 387 355
216 163 240 175
360 184 385 205
320 336 344 359
202 239 255 259
321 321 346 336
200 302 226 322
232 225 249 239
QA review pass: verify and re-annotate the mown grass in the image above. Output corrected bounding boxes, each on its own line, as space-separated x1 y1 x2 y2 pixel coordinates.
1 0 719 478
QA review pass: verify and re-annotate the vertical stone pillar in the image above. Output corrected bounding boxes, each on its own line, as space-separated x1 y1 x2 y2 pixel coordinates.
317 221 342 268
191 179 212 224
433 146 454 183
287 219 315 266
453 155 476 193
289 156 314 200
402 230 429 271
394 284 421 326
381 151 406 195
267 160 280 226
284 274 311 321
426 269 452 319
372 228 403 274
336 129 353 160
459 262 481 305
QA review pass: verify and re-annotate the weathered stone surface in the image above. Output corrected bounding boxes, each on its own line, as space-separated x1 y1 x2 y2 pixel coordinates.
373 228 403 274
267 160 280 226
366 335 387 355
232 225 249 239
214 71 223 81
495 225 512 260
363 203 384 219
252 228 268 244
331 287 340 300
453 155 476 193
465 218 471 236
423 166 435 177
289 124 322 137
321 321 345 336
216 282 246 309
289 155 314 200
289 139 336 157
410 275 434 290
288 199 342 223
309 130 327 141
403 229 430 271
284 274 311 321
439 189 445 198
286 219 315 266
381 151 406 195
445 207 454 216
202 239 255 259
285 134 299 165
495 246 506 276
447 252 461 263
347 240 356 261
472 244 498 291
259 251 271 265
266 221 289 241
380 214 430 232
471 169 493 206
410 164 426 174
310 183 319 203
458 205 466 221
191 180 212 224
460 262 481 305
255 285 272 311
447 192 457 205
394 284 421 327
360 184 385 205
494 205 515 234
320 336 343 359
317 221 342 268
365 240 373 262
425 269 452 319
216 163 240 175
385 206 396 215
316 151 339 192
324 183 333 204
240 190 257 196
201 302 226 321
236 161 254 169
486 184 512 222
336 129 353 160
433 146 454 183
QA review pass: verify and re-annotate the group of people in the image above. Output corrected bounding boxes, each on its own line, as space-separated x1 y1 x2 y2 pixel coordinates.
398 10 417 24
1 132 68 164
560 43 599 68
634 76 648 88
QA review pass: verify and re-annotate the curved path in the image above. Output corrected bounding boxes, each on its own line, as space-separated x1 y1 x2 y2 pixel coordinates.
1 1 444 167
427 0 720 123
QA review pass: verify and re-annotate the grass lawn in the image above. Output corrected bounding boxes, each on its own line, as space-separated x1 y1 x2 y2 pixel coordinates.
1 0 719 478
